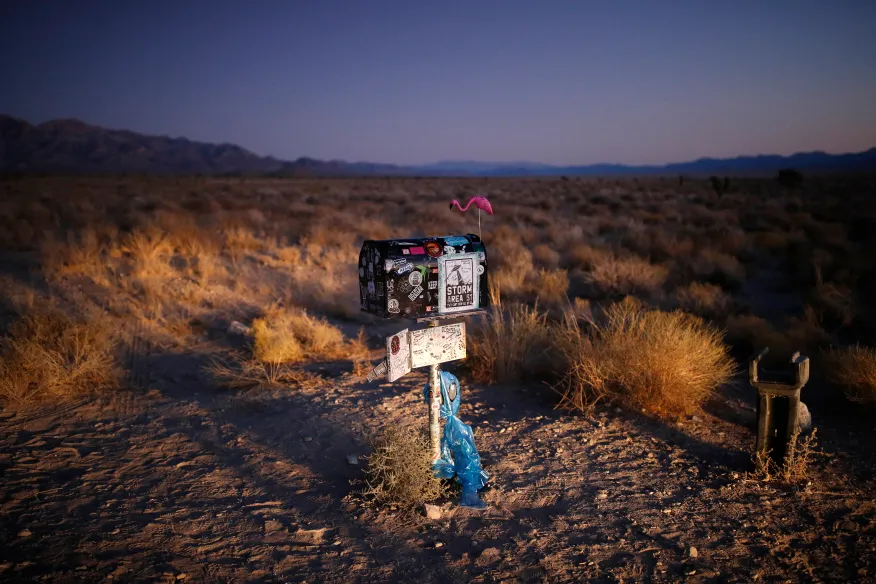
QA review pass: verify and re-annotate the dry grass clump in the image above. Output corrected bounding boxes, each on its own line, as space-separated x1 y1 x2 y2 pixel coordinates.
252 306 350 363
40 229 108 281
753 429 821 485
557 298 735 418
0 311 119 405
563 243 612 270
363 425 444 509
826 345 876 403
467 285 554 384
208 306 367 388
584 254 668 297
673 282 734 318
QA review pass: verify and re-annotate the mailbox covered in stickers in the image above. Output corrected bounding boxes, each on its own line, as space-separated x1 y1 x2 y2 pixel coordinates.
358 234 489 319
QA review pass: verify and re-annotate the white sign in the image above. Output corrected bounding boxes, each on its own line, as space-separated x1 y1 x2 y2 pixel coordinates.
386 329 411 382
410 322 466 369
372 323 467 382
438 252 480 314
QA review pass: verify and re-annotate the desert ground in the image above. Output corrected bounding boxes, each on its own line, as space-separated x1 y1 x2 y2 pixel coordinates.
1 175 875 583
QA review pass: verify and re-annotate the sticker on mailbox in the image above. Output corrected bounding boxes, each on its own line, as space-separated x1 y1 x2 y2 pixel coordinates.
438 252 479 314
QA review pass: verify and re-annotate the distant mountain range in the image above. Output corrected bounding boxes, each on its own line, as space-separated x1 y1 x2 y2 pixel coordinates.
2 114 874 176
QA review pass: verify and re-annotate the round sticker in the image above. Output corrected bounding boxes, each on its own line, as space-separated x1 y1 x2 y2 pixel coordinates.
425 242 442 258
409 271 423 286
477 265 485 275
388 299 400 313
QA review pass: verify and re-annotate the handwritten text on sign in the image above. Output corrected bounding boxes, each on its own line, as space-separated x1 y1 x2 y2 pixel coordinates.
409 322 466 369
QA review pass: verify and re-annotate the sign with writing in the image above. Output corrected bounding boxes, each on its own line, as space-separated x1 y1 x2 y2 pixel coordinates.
410 322 466 369
386 329 411 382
438 253 479 314
367 323 468 382
365 359 388 382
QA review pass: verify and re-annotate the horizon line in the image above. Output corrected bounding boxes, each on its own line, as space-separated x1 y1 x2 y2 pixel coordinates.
3 111 874 170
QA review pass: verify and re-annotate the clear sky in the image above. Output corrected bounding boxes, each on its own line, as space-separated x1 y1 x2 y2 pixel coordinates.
1 0 875 166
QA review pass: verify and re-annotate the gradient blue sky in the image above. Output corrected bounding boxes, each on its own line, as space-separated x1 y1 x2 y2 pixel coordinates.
1 1 875 165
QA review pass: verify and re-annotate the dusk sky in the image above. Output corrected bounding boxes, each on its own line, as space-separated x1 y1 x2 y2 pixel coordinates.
1 1 875 166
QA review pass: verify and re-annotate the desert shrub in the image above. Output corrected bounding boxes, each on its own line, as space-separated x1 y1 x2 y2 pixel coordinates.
584 254 668 297
826 345 876 403
563 243 612 270
0 311 119 405
121 227 174 279
532 244 560 268
753 429 821 485
363 425 444 509
673 282 733 318
811 281 858 329
557 298 735 418
687 248 745 285
40 229 107 281
531 268 569 305
467 284 554 384
251 306 348 366
207 308 364 388
725 310 829 358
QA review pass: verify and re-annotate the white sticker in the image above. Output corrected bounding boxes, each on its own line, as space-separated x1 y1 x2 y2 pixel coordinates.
409 322 466 369
444 246 456 255
388 298 400 313
477 264 484 275
402 249 410 255
408 285 423 301
409 271 423 286
428 280 438 290
438 253 480 313
386 330 411 382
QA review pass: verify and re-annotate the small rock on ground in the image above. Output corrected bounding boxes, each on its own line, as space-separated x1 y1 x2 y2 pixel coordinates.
424 504 442 520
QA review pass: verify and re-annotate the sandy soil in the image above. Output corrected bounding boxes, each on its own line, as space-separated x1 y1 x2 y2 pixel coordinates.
1 318 874 584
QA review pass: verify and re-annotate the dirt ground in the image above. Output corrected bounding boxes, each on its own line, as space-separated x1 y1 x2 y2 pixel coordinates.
1 176 876 583
1 319 874 583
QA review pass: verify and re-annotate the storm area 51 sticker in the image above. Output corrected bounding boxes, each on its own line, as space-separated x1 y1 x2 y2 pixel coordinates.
438 252 480 313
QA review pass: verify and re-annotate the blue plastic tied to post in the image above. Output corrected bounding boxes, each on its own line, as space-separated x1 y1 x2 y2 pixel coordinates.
423 371 489 508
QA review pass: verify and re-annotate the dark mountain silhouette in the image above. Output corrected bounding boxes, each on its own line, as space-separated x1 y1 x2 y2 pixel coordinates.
1 114 874 176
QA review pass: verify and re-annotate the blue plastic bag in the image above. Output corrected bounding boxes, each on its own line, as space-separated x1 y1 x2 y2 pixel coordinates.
423 371 489 508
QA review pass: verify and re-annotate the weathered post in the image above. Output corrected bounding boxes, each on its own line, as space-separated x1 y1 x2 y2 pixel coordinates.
749 348 810 472
427 321 442 461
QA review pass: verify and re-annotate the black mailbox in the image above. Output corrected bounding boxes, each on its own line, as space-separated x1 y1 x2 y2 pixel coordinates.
359 234 489 319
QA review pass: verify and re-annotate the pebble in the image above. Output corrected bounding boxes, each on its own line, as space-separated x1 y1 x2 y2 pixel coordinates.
688 546 698 558
424 504 442 520
434 541 444 548
346 455 358 465
17 529 32 537
303 437 313 442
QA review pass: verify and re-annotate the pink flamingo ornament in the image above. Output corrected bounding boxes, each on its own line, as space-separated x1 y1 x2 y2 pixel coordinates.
449 196 493 239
